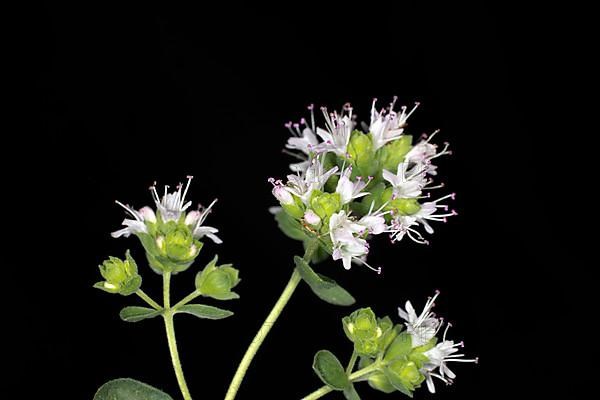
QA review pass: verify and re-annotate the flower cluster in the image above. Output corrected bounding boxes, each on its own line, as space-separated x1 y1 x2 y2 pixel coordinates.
342 292 477 396
111 176 221 274
270 99 455 272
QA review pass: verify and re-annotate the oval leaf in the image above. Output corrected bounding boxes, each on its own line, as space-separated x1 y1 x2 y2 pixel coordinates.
175 304 233 320
294 256 355 306
119 306 162 322
343 385 361 400
312 350 350 391
274 209 307 241
94 378 173 400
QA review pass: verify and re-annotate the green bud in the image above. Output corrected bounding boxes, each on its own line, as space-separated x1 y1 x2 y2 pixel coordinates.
195 255 240 300
310 191 341 220
282 195 305 219
381 188 421 216
367 372 397 394
348 131 378 177
94 250 141 296
142 221 202 274
377 135 413 172
387 359 425 392
342 307 382 357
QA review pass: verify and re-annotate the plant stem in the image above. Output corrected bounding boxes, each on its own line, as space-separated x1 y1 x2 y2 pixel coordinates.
136 289 162 310
301 363 380 400
346 350 358 375
224 242 318 400
163 272 192 400
173 290 201 310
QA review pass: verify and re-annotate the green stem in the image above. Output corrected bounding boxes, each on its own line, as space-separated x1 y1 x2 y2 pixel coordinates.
224 242 318 400
172 290 201 310
346 350 358 375
136 289 162 310
163 272 192 400
301 363 380 400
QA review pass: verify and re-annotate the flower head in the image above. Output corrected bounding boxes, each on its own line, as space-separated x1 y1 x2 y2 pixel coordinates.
271 98 456 272
111 176 221 274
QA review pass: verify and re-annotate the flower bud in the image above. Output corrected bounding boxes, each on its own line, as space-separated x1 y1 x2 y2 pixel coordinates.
378 135 412 172
386 359 425 393
195 255 241 300
142 222 203 274
303 210 321 227
310 191 341 221
347 131 377 177
94 250 141 296
342 307 382 357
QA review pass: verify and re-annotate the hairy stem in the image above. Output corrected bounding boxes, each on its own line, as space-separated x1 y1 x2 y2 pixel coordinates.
301 363 380 400
224 242 318 400
136 289 162 310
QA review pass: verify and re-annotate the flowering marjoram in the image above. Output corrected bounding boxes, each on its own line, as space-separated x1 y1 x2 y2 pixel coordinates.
270 99 455 272
111 176 222 274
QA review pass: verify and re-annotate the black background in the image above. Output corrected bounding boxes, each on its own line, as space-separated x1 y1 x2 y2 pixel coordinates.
26 2 580 399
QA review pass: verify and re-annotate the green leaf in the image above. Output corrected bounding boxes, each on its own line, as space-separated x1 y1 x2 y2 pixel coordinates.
384 332 412 361
94 378 173 400
119 306 162 322
274 208 307 241
312 350 350 391
294 256 355 306
175 304 233 320
343 385 361 400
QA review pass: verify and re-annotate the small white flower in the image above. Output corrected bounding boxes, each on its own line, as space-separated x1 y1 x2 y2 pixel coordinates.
329 210 369 270
268 178 295 205
285 157 338 205
335 167 370 205
398 290 442 347
421 324 478 393
369 98 420 150
382 162 426 199
303 210 321 227
184 199 222 244
149 175 195 221
357 202 388 235
314 104 355 156
405 130 452 176
387 193 457 244
111 203 154 238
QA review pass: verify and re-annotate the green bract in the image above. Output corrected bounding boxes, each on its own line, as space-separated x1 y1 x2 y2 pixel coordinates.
343 307 387 357
310 190 341 222
94 250 141 296
138 216 203 274
195 255 240 300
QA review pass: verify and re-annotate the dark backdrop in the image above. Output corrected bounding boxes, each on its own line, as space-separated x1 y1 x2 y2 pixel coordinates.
28 2 574 399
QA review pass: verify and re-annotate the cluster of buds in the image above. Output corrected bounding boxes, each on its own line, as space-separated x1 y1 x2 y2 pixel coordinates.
343 292 477 396
94 250 141 295
270 99 455 272
111 176 222 274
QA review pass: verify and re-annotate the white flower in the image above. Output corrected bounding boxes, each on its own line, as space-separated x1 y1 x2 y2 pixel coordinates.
184 199 222 244
314 104 355 156
329 210 381 273
387 193 457 244
268 178 295 205
284 114 320 172
329 210 369 270
405 130 452 176
421 324 478 393
335 166 370 205
285 157 338 205
382 162 426 199
112 176 222 244
303 210 321 227
369 98 420 150
111 203 155 238
398 290 442 347
150 176 194 221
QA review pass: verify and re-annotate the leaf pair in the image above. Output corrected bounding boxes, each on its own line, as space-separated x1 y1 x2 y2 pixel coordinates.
119 304 233 322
